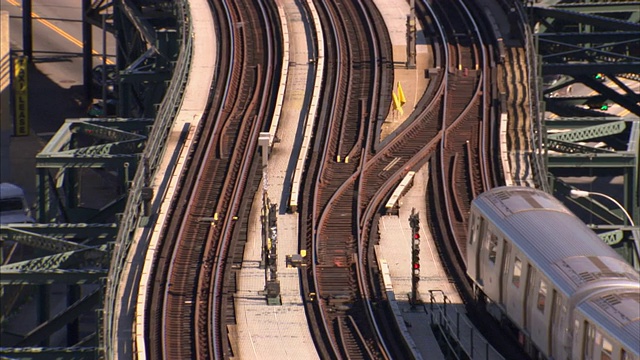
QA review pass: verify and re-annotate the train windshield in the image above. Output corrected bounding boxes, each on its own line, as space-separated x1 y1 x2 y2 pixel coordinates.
0 198 25 212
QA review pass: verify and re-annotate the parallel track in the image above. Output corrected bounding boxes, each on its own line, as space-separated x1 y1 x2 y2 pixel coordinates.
146 0 278 359
304 0 396 358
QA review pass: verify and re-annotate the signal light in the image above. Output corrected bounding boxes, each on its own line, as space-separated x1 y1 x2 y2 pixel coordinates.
413 263 420 269
600 104 608 110
413 233 420 239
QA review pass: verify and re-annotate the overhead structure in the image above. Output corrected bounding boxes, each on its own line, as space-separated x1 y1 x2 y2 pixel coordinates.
529 1 640 265
1 1 182 359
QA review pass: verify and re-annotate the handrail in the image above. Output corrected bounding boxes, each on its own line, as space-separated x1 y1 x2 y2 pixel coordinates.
427 290 504 360
512 2 549 192
102 1 194 358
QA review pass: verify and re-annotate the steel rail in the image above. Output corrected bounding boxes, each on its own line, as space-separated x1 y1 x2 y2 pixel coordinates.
210 0 276 357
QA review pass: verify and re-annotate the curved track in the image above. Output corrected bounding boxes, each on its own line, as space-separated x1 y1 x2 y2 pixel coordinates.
303 0 396 358
145 0 279 359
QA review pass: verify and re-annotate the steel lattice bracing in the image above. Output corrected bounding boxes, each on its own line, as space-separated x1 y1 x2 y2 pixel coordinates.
533 1 640 267
35 118 152 223
0 0 181 358
0 224 115 353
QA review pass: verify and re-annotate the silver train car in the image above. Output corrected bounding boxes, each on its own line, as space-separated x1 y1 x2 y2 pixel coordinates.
466 186 639 360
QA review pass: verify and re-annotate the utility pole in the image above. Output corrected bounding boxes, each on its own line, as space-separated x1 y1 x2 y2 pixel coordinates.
22 0 33 60
406 0 416 69
409 208 420 305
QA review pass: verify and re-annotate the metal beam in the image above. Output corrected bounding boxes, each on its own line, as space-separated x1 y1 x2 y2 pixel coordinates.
554 2 640 13
14 289 101 347
0 347 97 360
576 75 640 116
545 117 638 129
547 121 626 142
0 269 107 285
546 139 615 154
547 152 636 167
36 155 140 168
533 6 640 31
1 229 97 254
0 245 109 272
537 31 640 43
568 195 626 226
0 223 117 242
542 63 640 76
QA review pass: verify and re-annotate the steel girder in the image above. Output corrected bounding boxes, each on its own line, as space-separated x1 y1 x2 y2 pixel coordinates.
533 3 640 117
532 1 640 266
0 223 113 353
83 0 178 118
34 118 151 223
0 347 96 360
2 1 180 358
115 0 179 118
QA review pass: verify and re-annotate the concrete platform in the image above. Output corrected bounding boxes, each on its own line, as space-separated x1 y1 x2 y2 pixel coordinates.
375 0 433 140
231 0 319 358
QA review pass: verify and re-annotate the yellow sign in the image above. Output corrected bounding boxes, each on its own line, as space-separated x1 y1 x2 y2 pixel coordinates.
397 82 406 106
13 56 29 136
392 92 404 116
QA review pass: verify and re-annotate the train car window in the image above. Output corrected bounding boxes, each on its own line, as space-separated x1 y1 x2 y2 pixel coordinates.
512 257 522 288
601 337 612 360
584 321 596 360
620 349 628 360
537 279 547 312
469 215 480 244
489 234 498 264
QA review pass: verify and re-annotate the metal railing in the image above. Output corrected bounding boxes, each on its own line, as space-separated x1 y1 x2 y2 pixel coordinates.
427 290 504 360
512 1 549 192
102 1 193 358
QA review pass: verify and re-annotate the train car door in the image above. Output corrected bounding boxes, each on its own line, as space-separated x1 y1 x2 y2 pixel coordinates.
531 277 549 353
467 214 483 281
549 289 558 357
499 240 510 305
523 263 534 333
583 321 596 360
476 217 487 287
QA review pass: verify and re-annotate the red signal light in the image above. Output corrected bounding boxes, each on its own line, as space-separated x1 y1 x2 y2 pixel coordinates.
413 233 420 239
413 263 420 269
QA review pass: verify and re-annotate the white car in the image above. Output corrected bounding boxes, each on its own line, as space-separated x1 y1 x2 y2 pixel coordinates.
0 183 35 224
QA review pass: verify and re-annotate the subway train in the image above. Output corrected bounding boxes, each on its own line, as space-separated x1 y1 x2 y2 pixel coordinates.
466 186 639 360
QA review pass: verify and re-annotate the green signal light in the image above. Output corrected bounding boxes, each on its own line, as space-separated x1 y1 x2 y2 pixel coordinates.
600 104 608 110
595 74 602 79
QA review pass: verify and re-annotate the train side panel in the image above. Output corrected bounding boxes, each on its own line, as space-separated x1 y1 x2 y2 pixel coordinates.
466 211 482 285
504 247 526 331
468 187 640 360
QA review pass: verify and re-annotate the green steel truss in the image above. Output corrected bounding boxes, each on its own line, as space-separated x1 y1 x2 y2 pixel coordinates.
35 118 152 223
534 1 640 267
1 0 179 358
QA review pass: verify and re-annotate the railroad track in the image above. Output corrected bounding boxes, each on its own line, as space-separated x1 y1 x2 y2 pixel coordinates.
301 0 398 358
422 0 534 358
302 0 452 358
145 0 279 359
430 0 491 264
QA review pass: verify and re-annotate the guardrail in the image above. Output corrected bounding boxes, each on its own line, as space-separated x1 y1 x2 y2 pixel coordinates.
289 0 324 212
512 2 549 192
102 1 193 358
427 290 504 360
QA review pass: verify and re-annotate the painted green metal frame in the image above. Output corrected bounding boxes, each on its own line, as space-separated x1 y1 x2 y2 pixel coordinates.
0 0 179 358
535 1 640 267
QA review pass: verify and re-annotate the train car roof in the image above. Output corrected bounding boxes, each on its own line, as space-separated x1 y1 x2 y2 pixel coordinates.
472 186 639 354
